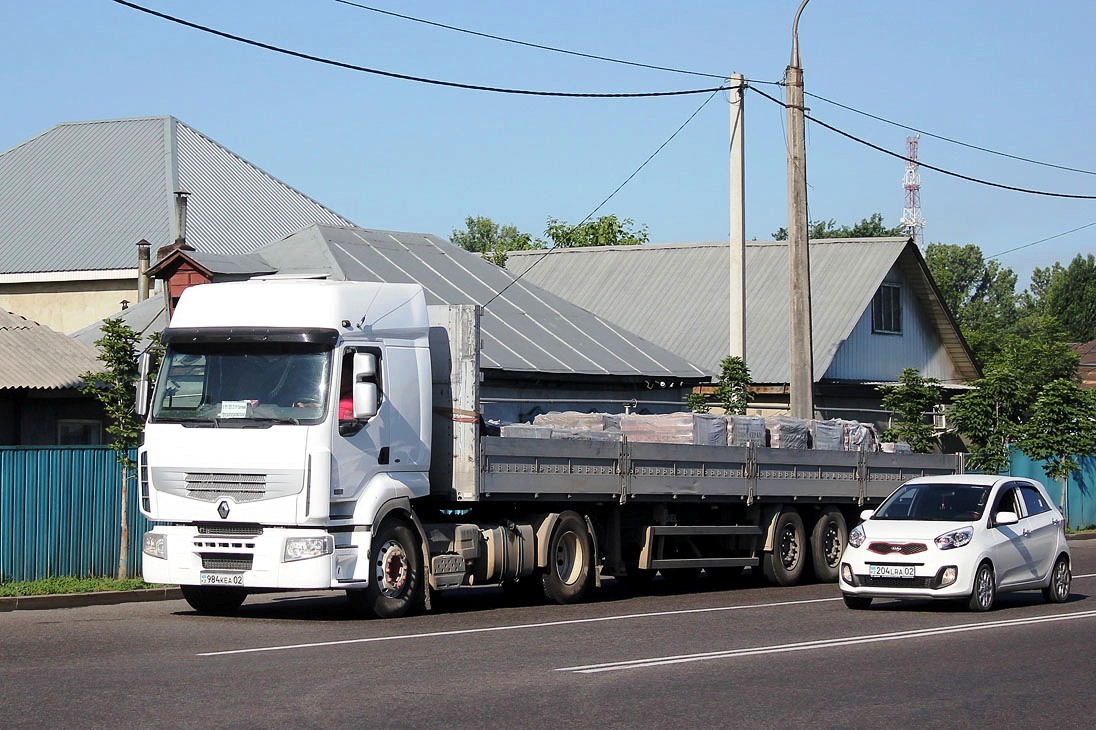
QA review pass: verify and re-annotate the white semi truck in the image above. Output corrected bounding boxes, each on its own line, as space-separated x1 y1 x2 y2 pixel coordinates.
139 278 962 617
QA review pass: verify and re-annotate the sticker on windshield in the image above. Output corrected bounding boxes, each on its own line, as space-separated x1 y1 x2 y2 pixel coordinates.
218 400 250 418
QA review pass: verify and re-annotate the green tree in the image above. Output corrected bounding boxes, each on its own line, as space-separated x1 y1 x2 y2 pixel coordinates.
1019 379 1096 489
947 365 1027 473
450 215 541 267
878 367 942 453
543 215 648 248
772 213 905 241
925 242 1020 362
1023 253 1096 343
714 356 752 416
80 319 143 580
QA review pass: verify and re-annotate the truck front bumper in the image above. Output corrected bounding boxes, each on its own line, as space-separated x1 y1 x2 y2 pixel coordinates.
142 525 368 590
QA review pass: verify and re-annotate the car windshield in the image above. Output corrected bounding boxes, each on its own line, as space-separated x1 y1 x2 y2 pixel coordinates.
151 341 332 426
873 483 991 522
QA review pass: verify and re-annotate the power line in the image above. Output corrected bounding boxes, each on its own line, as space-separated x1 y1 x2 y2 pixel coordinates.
749 85 1096 200
986 220 1096 260
483 87 726 308
110 0 727 98
334 0 730 81
806 90 1096 177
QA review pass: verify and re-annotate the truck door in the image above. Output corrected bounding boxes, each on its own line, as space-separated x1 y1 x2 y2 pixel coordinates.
329 347 388 504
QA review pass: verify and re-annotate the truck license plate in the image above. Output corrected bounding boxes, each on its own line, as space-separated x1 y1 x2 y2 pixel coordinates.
200 572 244 586
869 565 916 579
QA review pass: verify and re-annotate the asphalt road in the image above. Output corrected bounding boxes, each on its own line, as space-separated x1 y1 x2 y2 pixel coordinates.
3 540 1095 730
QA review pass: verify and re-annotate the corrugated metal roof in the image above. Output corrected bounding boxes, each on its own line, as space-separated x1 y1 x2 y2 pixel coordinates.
505 238 980 383
0 309 103 390
258 226 709 380
0 116 353 275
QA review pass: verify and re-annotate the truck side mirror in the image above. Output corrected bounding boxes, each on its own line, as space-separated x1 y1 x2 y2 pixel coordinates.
354 352 376 377
353 382 379 419
136 351 152 417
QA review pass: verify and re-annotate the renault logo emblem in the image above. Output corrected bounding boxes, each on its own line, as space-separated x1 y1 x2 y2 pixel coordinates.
217 500 231 519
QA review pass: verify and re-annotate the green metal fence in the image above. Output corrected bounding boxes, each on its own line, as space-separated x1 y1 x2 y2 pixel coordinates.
0 447 148 582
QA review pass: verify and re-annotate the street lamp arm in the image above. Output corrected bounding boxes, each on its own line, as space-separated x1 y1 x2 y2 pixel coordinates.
790 0 811 68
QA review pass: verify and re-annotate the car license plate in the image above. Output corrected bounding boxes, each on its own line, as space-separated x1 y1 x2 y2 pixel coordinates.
869 565 916 579
199 572 244 586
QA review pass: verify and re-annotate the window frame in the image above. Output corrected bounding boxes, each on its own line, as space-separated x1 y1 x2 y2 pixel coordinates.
872 281 903 335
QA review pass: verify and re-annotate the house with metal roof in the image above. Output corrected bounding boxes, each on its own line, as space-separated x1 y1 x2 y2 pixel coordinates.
75 224 711 424
505 238 981 427
0 116 353 334
0 309 106 444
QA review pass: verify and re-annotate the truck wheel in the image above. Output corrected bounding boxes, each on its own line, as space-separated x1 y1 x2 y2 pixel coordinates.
809 507 847 582
348 521 422 619
762 509 806 586
541 511 594 604
181 585 247 615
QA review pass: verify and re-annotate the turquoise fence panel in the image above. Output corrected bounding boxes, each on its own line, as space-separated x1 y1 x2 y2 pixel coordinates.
0 447 150 582
1006 451 1096 532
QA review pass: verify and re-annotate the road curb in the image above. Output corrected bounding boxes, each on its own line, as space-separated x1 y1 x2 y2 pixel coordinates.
0 587 183 612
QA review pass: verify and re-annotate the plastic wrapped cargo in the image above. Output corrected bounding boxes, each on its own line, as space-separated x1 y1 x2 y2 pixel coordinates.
692 413 728 446
765 416 810 449
881 441 912 454
840 420 881 452
619 413 695 444
808 419 844 451
550 429 624 442
727 415 767 447
500 424 554 439
532 411 607 432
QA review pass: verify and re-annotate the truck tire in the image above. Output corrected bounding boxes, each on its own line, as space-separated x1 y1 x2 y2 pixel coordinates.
541 511 594 604
762 508 806 586
181 585 247 615
809 507 847 582
348 521 422 619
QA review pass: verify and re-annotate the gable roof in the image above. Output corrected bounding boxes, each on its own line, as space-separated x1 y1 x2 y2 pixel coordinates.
0 309 103 390
0 116 353 277
1074 339 1096 389
505 238 980 384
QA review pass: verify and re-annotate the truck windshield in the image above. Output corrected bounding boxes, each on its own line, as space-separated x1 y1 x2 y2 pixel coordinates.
872 483 991 522
151 342 332 426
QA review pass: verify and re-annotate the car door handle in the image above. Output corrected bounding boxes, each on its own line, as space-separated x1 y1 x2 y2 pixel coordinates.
1022 529 1032 537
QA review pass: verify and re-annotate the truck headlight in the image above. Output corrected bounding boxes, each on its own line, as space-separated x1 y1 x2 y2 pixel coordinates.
934 527 973 550
142 532 167 560
283 535 333 562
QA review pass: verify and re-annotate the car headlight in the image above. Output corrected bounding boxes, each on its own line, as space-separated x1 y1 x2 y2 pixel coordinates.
283 535 334 562
934 527 973 550
848 524 866 549
142 532 167 559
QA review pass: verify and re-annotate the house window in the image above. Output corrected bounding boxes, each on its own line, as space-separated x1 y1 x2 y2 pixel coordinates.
872 282 902 334
58 420 102 445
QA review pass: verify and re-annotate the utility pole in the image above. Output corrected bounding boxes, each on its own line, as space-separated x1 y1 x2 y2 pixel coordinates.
729 72 746 362
786 0 814 419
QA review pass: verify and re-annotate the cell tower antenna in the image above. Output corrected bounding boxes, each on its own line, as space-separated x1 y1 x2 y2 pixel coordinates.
900 135 926 248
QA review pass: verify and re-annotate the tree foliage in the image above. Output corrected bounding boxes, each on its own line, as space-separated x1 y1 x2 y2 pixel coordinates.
543 215 648 248
772 213 905 241
1018 379 1096 483
714 356 752 416
1023 253 1096 343
947 365 1027 473
878 368 942 453
450 215 541 267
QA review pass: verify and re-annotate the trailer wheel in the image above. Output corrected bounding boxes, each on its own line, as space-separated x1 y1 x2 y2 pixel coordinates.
541 511 594 604
348 521 422 619
180 585 247 615
809 507 847 582
762 508 806 586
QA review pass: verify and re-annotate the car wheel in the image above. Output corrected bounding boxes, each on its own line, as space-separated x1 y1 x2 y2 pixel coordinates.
842 594 872 610
763 508 806 586
1042 555 1071 603
810 507 847 583
967 562 996 612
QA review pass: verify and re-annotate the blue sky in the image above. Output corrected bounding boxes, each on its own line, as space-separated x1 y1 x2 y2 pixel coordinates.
2 1 1093 286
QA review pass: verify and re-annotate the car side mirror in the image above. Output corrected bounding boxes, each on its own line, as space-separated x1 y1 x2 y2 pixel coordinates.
353 381 379 419
859 509 875 521
994 510 1018 526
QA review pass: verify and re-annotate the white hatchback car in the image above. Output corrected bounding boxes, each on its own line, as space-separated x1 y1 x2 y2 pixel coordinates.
839 474 1071 611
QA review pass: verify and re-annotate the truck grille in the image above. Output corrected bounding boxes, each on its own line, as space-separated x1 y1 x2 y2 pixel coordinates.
185 473 266 502
201 553 254 571
197 523 264 537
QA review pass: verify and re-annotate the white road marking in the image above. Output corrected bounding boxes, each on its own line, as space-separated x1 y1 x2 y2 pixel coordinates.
197 597 838 656
198 572 1096 658
557 609 1096 674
